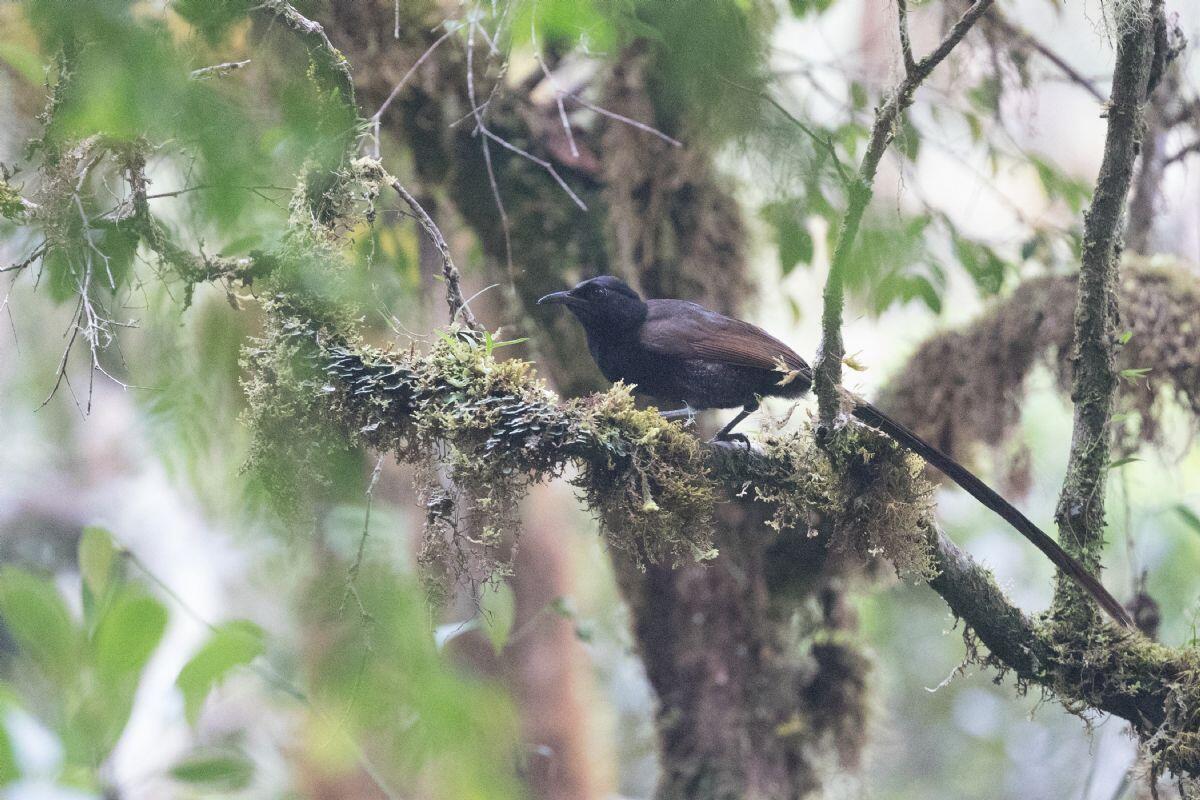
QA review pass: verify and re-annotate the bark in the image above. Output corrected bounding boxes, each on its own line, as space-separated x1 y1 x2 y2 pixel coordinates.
509 485 605 800
1052 0 1160 622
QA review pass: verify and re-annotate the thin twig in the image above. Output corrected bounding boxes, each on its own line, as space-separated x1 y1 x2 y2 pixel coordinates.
1164 138 1200 165
342 454 384 634
984 12 1105 102
529 9 579 159
370 25 457 157
748 85 851 187
480 127 587 211
465 20 514 272
897 0 917 76
389 178 481 330
562 91 682 147
189 59 251 80
1 242 48 274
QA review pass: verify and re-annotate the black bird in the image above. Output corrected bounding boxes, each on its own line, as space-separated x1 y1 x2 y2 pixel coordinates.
539 275 1134 628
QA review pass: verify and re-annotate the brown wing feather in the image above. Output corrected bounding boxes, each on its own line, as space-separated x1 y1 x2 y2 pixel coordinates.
640 300 809 373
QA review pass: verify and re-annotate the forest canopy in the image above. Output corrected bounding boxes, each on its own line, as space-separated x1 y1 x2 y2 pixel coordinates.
0 0 1199 798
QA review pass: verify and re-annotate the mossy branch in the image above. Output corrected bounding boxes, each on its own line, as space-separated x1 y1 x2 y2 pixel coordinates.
813 0 995 426
877 262 1200 469
258 0 356 111
1053 0 1162 619
241 304 1198 778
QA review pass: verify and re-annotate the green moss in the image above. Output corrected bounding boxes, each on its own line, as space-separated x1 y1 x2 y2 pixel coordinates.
959 606 1200 778
734 422 938 581
247 316 718 601
569 384 718 568
0 179 25 220
242 300 946 600
1038 618 1200 777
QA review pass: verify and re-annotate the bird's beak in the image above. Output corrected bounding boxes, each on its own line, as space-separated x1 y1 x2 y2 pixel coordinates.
537 290 574 306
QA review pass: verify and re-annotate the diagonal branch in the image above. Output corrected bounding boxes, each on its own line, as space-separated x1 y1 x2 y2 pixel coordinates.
813 0 995 425
388 177 481 331
983 12 1106 102
258 0 355 109
897 0 917 76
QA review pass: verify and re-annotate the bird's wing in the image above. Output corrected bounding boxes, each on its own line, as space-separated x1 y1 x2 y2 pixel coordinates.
640 300 810 374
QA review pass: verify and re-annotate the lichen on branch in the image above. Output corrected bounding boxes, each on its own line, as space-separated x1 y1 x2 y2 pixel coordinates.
240 300 944 599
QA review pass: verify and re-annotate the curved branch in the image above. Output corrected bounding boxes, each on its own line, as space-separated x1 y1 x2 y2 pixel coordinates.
388 178 481 330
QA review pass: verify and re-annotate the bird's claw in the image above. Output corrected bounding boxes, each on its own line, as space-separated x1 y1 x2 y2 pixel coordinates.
711 432 752 450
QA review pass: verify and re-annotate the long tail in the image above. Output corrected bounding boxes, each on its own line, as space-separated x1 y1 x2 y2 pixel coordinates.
851 400 1133 628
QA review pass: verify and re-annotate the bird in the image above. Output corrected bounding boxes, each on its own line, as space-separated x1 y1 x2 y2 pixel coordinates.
538 274 1134 628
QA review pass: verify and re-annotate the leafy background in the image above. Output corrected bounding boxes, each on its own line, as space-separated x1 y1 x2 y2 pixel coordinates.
0 0 1198 798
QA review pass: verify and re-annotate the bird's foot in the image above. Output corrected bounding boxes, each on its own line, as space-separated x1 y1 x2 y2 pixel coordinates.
711 431 752 450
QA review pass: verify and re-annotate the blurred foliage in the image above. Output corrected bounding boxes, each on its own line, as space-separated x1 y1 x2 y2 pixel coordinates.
299 565 522 800
0 522 525 797
0 0 1198 797
0 526 248 792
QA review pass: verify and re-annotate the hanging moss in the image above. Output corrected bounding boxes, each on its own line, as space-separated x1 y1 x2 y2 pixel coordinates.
241 302 945 601
878 260 1200 481
718 421 938 581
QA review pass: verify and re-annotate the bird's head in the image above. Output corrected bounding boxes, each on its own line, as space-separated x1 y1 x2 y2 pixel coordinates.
537 275 647 335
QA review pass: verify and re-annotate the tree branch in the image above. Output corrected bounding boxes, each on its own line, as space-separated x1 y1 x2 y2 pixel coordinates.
388 177 481 330
1052 0 1161 618
253 310 1198 777
813 0 995 425
982 12 1106 103
258 0 355 110
897 0 917 77
1164 138 1200 165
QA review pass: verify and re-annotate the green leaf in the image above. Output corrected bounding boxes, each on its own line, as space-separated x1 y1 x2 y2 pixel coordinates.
761 202 813 275
1118 330 1134 345
170 750 254 790
173 0 256 45
489 337 529 351
1174 505 1200 535
1108 456 1141 469
79 526 118 599
481 582 515 655
176 621 265 726
1030 155 1091 212
0 568 77 680
897 112 921 162
788 0 835 16
849 81 868 111
94 592 167 687
951 234 1007 296
967 76 1002 115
